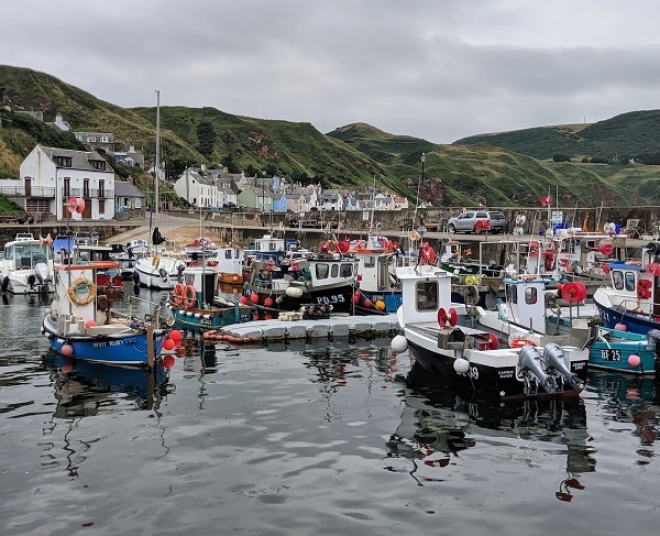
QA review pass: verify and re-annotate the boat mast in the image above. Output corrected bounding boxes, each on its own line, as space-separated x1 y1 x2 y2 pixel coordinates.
155 90 160 221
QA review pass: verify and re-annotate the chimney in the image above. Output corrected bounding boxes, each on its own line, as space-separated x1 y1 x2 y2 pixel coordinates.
127 175 133 185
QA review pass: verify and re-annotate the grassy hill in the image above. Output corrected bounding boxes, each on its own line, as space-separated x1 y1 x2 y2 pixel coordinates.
454 110 660 162
0 64 656 209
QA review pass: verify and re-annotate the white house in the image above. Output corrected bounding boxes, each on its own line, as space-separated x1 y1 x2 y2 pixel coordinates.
0 144 115 220
173 168 221 208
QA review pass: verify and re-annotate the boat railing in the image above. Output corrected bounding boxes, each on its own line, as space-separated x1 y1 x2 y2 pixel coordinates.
126 295 173 328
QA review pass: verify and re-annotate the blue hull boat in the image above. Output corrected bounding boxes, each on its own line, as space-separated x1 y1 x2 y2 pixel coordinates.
43 259 171 367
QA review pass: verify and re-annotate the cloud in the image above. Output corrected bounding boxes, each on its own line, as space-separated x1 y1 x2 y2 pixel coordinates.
2 0 660 143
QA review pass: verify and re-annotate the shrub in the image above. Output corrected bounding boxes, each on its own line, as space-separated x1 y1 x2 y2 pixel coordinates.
553 153 571 162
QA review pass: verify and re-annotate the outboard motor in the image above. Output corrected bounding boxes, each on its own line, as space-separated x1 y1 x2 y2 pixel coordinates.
518 345 557 396
34 263 51 284
176 263 185 283
543 342 584 392
159 267 169 283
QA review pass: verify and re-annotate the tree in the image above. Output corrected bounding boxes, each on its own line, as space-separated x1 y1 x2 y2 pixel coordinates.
221 154 239 174
552 153 571 162
196 122 216 157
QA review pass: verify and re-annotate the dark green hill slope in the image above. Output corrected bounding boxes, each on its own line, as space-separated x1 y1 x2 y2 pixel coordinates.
454 109 660 162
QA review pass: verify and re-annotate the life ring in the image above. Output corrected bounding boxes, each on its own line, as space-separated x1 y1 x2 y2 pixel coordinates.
540 196 553 207
152 255 160 267
184 285 197 308
599 243 614 256
67 277 97 306
515 214 526 225
510 336 535 348
465 275 477 285
474 220 489 233
173 283 186 306
409 230 421 241
522 274 538 281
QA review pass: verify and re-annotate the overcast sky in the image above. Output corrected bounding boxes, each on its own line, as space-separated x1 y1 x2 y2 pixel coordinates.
3 0 660 144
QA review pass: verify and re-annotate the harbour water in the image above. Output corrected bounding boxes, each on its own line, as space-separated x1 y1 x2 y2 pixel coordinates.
1 290 659 535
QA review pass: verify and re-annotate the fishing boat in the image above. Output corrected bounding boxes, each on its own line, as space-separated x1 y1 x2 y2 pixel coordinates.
42 259 171 366
593 241 660 335
167 265 251 331
133 228 187 290
205 244 245 285
184 237 219 258
242 252 358 319
476 276 659 375
244 232 310 267
390 268 588 398
0 233 54 294
350 236 402 313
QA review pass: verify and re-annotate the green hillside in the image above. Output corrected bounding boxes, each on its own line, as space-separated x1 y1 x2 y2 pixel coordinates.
0 64 657 209
454 110 660 163
130 106 392 191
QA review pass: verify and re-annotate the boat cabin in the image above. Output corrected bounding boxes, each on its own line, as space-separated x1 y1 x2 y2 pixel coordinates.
397 269 454 327
2 238 53 269
207 246 244 275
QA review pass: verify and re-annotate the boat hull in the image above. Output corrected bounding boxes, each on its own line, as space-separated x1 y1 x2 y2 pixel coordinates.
593 292 659 335
166 301 251 331
407 338 588 399
42 317 166 366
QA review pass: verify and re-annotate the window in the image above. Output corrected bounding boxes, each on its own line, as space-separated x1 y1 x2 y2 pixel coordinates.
612 271 623 290
364 256 375 268
225 250 232 259
331 264 339 277
505 283 518 304
63 177 71 198
416 281 438 311
340 264 353 277
83 179 90 198
316 263 329 279
625 272 636 292
525 287 537 305
99 179 105 197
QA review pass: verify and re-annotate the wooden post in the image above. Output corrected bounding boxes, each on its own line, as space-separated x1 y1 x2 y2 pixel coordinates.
147 324 155 368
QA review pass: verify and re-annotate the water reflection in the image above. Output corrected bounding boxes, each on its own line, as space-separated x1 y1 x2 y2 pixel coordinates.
302 345 401 393
42 350 172 417
588 371 660 462
387 362 596 499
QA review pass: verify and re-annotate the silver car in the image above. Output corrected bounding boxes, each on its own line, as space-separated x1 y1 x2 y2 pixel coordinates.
447 210 491 233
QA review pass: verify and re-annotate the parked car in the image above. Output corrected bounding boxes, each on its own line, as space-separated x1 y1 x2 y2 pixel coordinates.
447 210 491 234
485 210 507 233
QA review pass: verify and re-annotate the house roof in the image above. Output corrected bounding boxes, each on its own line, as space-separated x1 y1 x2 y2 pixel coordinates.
39 145 112 174
115 181 145 197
